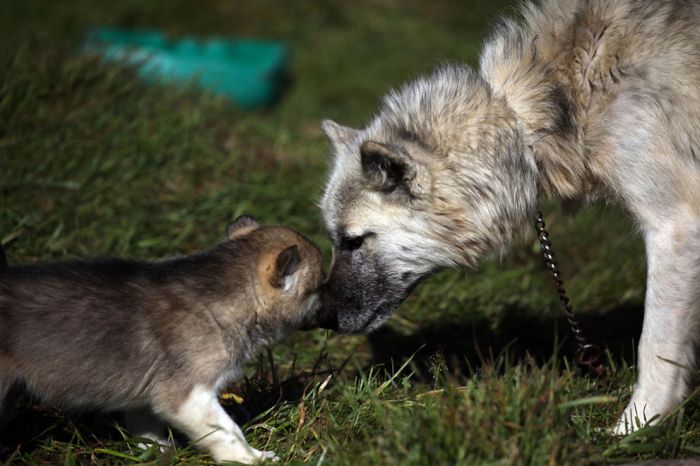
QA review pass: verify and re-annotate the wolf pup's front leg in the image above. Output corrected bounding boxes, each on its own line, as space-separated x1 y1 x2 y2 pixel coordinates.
157 386 276 464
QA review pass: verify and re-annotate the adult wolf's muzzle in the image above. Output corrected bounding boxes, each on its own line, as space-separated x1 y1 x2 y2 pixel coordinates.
319 248 412 334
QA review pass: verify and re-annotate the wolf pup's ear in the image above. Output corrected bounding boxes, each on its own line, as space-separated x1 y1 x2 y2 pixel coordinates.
360 140 429 196
272 244 301 291
227 215 260 240
321 119 360 149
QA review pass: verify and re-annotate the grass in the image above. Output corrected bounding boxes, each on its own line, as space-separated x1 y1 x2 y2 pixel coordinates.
0 0 698 464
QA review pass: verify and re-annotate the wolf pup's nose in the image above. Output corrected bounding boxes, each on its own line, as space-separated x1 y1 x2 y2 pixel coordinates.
318 284 338 330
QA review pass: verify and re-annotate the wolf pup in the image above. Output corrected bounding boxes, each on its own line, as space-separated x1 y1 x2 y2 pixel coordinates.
319 0 700 434
0 216 330 464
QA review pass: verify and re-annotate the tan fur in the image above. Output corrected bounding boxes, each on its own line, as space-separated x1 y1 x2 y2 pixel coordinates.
481 0 700 205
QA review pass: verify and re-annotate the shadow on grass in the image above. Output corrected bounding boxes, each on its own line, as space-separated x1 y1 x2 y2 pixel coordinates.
368 304 645 380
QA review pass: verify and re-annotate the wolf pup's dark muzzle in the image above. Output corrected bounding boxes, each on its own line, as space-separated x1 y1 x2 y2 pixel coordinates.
317 285 338 330
299 284 337 331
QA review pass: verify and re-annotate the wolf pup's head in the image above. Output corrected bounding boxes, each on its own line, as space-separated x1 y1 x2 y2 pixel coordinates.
319 66 539 334
227 215 335 331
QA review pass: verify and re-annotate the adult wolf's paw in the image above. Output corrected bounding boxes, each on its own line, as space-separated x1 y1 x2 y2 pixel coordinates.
612 401 660 436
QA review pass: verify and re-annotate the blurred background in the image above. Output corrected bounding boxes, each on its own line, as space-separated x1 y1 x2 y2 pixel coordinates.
1 1 665 464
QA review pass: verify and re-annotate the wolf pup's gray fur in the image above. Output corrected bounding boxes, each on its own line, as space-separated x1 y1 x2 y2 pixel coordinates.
0 216 327 464
320 0 700 434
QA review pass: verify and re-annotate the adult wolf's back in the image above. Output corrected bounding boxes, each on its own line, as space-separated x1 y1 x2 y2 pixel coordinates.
320 0 700 433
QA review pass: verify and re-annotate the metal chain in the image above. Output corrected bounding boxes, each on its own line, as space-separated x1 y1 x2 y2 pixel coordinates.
534 210 606 377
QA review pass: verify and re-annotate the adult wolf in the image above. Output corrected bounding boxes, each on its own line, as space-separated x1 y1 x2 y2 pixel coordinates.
319 0 700 434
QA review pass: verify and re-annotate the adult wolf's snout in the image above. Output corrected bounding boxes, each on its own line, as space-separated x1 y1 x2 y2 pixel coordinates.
319 248 412 334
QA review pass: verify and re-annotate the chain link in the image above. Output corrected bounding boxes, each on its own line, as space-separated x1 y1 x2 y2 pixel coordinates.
534 210 606 377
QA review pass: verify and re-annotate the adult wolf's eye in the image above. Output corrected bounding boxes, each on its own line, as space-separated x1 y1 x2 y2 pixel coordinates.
340 234 366 251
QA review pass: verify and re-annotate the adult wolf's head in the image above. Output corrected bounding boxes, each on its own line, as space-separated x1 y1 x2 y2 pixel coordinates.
319 65 539 334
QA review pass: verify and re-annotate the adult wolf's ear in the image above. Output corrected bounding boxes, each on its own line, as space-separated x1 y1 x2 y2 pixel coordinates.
227 215 260 240
360 140 429 196
272 245 301 290
321 119 360 149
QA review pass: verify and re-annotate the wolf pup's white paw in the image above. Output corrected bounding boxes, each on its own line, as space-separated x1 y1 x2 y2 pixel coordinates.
249 448 279 463
212 446 278 465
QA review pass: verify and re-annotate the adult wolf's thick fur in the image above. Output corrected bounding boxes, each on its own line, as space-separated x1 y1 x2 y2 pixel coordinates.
320 0 700 433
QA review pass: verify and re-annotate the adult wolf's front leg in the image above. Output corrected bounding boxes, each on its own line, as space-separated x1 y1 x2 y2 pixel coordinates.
615 219 700 434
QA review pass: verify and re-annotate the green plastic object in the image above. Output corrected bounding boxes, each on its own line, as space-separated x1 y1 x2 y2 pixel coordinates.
85 28 288 108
